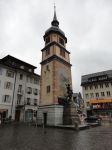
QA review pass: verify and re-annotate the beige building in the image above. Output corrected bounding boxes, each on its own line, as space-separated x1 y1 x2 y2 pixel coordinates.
38 8 72 126
0 55 40 122
81 70 112 116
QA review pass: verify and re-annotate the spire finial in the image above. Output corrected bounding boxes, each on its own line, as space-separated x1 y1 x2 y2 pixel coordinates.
53 3 57 20
54 2 56 10
51 3 59 27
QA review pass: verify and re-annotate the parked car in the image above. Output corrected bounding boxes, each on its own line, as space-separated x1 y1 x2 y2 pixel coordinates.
84 116 102 124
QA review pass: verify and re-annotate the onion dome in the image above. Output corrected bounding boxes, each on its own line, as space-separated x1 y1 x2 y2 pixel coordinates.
44 5 67 43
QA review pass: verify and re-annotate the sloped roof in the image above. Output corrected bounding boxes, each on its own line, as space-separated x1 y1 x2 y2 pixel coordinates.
81 70 112 85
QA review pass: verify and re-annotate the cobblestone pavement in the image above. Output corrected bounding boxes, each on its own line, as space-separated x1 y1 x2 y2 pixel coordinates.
0 123 112 150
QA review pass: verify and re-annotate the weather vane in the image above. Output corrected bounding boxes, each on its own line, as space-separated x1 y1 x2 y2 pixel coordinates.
54 2 56 12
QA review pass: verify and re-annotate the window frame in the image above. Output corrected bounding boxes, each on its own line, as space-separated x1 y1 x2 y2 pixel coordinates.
45 36 50 44
6 70 14 78
60 48 65 58
59 38 64 46
2 95 11 103
46 85 50 93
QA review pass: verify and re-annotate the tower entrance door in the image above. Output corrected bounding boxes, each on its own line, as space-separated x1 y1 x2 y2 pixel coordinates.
43 113 47 126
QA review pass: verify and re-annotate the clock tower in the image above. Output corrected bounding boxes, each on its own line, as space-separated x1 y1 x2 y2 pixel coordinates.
38 7 72 126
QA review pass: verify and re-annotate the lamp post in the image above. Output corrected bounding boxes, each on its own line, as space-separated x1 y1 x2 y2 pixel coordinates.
35 105 39 128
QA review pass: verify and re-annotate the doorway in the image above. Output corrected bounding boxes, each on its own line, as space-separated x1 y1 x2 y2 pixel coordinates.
25 109 33 122
43 113 47 126
15 110 20 121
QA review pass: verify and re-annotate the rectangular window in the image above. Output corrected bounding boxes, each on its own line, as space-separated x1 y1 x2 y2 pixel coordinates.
46 65 50 71
100 84 103 88
18 85 22 93
85 86 88 90
111 82 112 86
26 98 31 105
96 93 99 98
90 93 94 98
17 95 22 105
0 68 2 75
27 76 33 83
105 83 109 87
46 85 50 93
34 99 37 105
91 78 97 82
33 88 38 95
4 82 12 90
19 74 23 80
94 84 98 89
6 70 14 78
85 94 89 99
34 78 39 84
101 92 105 97
90 85 93 90
45 48 50 56
45 37 50 44
27 75 30 82
27 87 32 94
28 69 32 72
2 95 11 103
30 77 32 83
60 48 65 57
20 65 24 69
107 91 111 96
59 38 64 45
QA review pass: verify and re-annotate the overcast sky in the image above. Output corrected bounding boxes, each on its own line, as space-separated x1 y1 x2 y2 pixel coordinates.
0 0 112 92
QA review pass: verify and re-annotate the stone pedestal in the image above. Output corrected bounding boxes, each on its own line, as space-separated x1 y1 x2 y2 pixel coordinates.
37 104 64 126
63 102 80 125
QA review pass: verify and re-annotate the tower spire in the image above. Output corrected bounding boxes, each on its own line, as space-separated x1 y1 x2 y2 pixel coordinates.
51 4 59 27
53 3 57 21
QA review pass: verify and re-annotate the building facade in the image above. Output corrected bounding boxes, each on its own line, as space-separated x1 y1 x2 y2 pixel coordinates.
38 7 72 126
0 55 40 122
81 70 112 116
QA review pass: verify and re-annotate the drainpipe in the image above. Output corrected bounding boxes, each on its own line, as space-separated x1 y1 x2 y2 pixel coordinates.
23 75 27 122
11 69 17 119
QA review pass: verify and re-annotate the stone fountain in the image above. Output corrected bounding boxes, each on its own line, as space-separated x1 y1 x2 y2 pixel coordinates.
58 84 81 129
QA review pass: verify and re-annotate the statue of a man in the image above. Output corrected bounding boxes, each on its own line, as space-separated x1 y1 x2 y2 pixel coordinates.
66 84 73 103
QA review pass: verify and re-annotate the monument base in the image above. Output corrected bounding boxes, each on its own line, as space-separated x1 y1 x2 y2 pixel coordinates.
37 104 64 126
63 102 80 126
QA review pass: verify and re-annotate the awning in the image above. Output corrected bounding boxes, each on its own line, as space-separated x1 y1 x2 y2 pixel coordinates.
0 109 7 113
90 99 112 104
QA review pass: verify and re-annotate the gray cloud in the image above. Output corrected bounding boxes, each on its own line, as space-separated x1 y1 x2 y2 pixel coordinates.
0 0 112 92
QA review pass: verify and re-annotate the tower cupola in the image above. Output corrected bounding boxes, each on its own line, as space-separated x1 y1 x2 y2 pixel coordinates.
44 5 67 43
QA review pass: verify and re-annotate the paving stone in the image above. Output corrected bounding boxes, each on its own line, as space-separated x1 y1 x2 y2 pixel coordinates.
0 124 112 150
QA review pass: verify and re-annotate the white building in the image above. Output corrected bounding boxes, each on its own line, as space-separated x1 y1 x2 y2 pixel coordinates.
0 55 40 122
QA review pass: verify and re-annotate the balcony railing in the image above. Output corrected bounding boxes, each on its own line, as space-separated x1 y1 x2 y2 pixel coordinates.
16 101 24 106
27 91 32 94
25 102 31 105
17 90 23 95
34 103 37 106
34 92 38 95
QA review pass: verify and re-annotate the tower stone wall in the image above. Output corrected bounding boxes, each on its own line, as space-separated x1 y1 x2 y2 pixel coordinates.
38 7 72 126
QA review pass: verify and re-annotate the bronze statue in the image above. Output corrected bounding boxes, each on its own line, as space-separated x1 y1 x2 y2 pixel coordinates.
58 83 73 105
66 84 73 103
